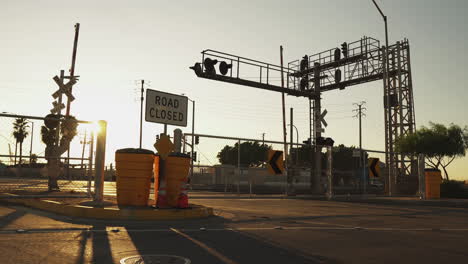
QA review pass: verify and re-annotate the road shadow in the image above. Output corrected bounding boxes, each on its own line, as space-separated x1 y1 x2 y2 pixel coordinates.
121 214 332 264
0 208 26 229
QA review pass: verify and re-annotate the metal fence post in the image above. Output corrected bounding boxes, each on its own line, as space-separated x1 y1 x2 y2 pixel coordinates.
237 139 240 195
93 120 107 202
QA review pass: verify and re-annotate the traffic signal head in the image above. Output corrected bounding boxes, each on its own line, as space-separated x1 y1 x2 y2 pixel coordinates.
325 137 335 146
192 151 197 162
299 77 308 91
334 48 341 61
195 136 199 145
341 42 348 58
203 58 218 75
316 137 334 147
300 55 308 72
44 114 60 129
219 61 232 76
190 63 202 76
335 69 341 83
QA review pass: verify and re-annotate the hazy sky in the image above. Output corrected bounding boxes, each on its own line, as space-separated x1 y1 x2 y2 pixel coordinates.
1 0 467 180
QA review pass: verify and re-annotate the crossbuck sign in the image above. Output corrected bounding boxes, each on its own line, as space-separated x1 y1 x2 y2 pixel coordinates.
145 89 188 127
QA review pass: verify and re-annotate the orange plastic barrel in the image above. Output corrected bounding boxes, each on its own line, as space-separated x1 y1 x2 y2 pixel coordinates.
425 168 442 199
162 153 191 207
115 148 155 206
153 154 160 205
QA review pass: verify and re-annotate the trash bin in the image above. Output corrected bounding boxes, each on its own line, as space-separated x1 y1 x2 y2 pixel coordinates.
115 148 155 206
425 168 442 199
157 153 191 208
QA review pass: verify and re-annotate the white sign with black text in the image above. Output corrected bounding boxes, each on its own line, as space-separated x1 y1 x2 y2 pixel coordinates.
145 89 188 127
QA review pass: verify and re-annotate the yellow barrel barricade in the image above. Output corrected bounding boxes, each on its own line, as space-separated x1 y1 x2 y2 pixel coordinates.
157 153 191 208
153 154 160 206
115 148 155 206
425 168 442 199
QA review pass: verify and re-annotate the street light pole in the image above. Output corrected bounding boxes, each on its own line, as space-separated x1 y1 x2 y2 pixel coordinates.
287 124 299 165
372 0 392 196
183 97 195 180
191 99 195 180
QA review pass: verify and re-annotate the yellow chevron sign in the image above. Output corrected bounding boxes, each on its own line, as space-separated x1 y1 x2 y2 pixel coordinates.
368 158 380 178
267 150 284 175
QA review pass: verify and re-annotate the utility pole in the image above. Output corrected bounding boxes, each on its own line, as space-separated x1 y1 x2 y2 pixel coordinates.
353 101 367 194
280 46 288 173
262 133 265 146
139 80 145 148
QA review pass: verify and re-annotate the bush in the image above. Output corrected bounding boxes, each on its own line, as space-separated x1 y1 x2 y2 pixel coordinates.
440 180 468 198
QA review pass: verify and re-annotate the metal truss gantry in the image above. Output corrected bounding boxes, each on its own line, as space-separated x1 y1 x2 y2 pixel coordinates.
190 36 416 193
288 36 416 190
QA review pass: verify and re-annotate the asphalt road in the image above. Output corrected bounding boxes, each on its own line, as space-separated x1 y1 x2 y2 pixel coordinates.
1 197 468 264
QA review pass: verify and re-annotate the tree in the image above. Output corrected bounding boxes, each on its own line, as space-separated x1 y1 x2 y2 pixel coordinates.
395 122 468 180
291 144 360 169
12 118 29 166
40 115 78 190
217 141 271 167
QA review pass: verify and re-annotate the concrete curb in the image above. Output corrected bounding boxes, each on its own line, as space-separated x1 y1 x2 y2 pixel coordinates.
3 198 214 221
329 197 468 208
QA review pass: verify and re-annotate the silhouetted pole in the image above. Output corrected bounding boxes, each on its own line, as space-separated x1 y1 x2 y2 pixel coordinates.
280 46 288 179
190 99 195 181
139 80 144 148
29 121 34 163
372 0 392 196
288 107 294 194
94 120 107 203
354 101 367 194
313 62 322 194
288 124 299 165
290 108 293 161
80 130 87 169
66 23 80 117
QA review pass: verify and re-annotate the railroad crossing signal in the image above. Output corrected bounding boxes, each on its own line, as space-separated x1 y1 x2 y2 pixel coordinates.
50 101 65 114
267 150 284 175
368 158 380 178
52 75 76 101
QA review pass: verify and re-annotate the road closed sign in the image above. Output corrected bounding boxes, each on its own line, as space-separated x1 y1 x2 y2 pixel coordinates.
145 89 188 127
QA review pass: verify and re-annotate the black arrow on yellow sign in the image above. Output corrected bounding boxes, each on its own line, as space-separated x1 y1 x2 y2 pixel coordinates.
267 150 284 175
368 158 380 178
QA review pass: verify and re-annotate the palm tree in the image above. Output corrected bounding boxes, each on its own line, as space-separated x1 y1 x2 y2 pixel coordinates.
12 118 29 165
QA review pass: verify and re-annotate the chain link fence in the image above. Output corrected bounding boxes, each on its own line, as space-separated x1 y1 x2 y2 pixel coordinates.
0 113 97 198
184 133 423 197
184 133 322 195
